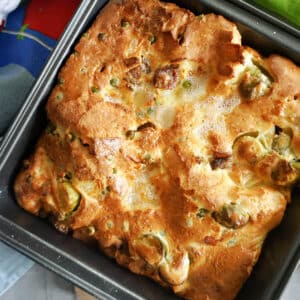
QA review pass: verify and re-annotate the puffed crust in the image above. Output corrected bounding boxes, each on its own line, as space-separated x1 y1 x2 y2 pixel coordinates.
14 1 300 299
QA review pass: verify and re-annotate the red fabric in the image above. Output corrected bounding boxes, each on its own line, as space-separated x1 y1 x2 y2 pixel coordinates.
24 0 81 39
0 19 4 31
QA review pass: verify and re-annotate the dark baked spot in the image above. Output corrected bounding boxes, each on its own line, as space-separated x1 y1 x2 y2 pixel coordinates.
141 56 151 73
137 122 156 131
204 236 217 246
97 32 106 41
22 160 30 170
148 36 157 45
100 64 106 72
271 159 297 185
125 129 135 139
125 57 151 87
121 20 130 28
124 57 139 67
51 215 70 234
79 138 90 148
194 156 202 164
178 34 184 45
274 125 282 135
153 64 179 89
128 65 142 80
210 156 231 170
212 203 249 229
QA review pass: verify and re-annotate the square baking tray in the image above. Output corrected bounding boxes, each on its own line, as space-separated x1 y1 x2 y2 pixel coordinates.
0 0 300 299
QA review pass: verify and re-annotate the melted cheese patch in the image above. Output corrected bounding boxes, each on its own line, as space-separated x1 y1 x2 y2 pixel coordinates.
122 171 160 210
151 104 176 129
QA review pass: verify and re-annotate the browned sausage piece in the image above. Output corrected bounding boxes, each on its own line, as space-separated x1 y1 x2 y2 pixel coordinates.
153 64 179 89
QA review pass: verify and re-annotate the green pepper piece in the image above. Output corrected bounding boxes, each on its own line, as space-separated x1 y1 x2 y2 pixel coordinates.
148 36 157 45
212 203 249 229
57 182 81 213
97 33 106 41
272 131 291 155
91 86 99 93
110 78 120 87
196 208 209 218
182 80 192 89
121 20 130 28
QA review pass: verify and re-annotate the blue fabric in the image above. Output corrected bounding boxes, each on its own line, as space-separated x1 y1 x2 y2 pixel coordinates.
0 31 53 77
0 5 55 77
0 2 25 31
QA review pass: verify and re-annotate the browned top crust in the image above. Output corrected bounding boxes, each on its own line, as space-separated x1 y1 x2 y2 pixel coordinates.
14 1 300 299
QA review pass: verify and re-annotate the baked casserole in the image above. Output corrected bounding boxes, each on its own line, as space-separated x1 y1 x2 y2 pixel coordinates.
14 0 300 299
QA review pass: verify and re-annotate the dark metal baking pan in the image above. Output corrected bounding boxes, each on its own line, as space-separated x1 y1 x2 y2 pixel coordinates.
227 0 300 38
0 0 300 299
